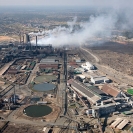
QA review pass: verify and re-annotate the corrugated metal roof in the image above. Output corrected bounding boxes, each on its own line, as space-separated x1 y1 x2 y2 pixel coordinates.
8 69 18 74
68 79 101 103
40 58 56 63
91 76 109 82
117 119 129 130
111 118 123 128
40 62 59 64
68 79 94 98
87 86 104 95
101 84 120 97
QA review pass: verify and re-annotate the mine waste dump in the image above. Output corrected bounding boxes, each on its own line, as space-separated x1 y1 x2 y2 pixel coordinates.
23 105 52 117
33 82 56 92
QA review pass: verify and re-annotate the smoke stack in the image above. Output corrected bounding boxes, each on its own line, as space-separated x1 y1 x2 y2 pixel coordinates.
19 33 21 44
13 85 16 104
36 36 37 50
23 36 24 44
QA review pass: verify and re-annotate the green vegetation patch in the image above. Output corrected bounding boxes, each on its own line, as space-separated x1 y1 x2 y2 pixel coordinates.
127 89 133 95
123 111 133 115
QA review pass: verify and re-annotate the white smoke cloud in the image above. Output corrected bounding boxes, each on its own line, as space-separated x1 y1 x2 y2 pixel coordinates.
31 12 119 46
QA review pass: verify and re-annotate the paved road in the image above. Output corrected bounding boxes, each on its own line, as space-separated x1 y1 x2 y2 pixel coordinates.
80 47 133 86
0 61 14 75
26 63 39 85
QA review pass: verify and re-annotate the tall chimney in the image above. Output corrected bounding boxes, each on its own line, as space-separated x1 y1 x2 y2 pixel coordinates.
23 36 24 44
19 33 21 44
36 36 37 50
13 85 16 104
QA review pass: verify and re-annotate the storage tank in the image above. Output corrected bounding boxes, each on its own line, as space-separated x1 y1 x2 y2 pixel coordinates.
18 95 23 100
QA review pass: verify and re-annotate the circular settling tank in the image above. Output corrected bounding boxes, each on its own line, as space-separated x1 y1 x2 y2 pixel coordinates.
33 83 56 92
24 105 52 117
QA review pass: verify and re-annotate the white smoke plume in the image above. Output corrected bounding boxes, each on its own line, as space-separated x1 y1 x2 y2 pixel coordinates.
31 12 129 46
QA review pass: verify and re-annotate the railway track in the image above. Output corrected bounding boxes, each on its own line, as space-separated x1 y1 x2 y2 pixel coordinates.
58 119 72 133
0 75 27 98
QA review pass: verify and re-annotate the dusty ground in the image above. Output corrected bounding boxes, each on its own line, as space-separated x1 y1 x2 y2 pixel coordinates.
14 101 60 122
88 42 133 76
0 36 14 42
2 123 43 133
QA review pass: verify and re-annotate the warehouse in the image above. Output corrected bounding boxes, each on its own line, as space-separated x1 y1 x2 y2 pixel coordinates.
40 58 59 64
92 102 119 117
68 79 101 104
85 85 105 96
39 64 59 69
101 84 122 98
91 76 110 84
117 119 129 130
8 69 18 74
111 118 123 128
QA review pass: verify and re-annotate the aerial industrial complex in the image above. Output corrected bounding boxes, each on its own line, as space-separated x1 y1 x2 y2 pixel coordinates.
0 32 133 133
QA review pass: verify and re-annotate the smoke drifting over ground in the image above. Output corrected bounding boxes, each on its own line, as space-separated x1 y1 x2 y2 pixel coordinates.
31 10 133 46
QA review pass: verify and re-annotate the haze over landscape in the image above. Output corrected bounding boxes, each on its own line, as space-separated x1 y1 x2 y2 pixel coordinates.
2 0 131 46
0 0 133 7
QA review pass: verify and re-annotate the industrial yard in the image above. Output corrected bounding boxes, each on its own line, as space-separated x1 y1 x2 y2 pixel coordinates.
0 4 133 133
0 38 133 133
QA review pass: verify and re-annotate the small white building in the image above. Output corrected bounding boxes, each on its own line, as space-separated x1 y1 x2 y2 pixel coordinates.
91 76 110 84
81 62 95 70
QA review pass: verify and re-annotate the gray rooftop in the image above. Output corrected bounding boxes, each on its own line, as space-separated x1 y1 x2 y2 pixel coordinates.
91 76 109 81
87 86 105 95
40 58 59 64
68 80 94 98
68 80 101 103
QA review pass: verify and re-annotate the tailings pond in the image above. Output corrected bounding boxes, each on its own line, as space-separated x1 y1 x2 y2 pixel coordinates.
24 105 52 117
33 83 56 92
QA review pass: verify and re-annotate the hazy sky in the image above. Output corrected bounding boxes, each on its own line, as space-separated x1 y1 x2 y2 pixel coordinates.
0 0 132 7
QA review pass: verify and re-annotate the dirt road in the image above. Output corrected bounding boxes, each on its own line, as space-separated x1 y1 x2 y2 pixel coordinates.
80 47 133 86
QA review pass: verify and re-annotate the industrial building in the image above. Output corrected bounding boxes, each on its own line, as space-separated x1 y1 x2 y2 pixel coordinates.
8 69 18 75
111 118 129 130
40 58 59 64
117 119 129 130
68 79 101 104
39 58 60 73
101 84 122 98
90 76 110 84
92 102 119 117
84 84 105 96
39 64 59 69
111 118 123 128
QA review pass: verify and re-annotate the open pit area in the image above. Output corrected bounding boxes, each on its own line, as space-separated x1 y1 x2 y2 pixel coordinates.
88 42 133 76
